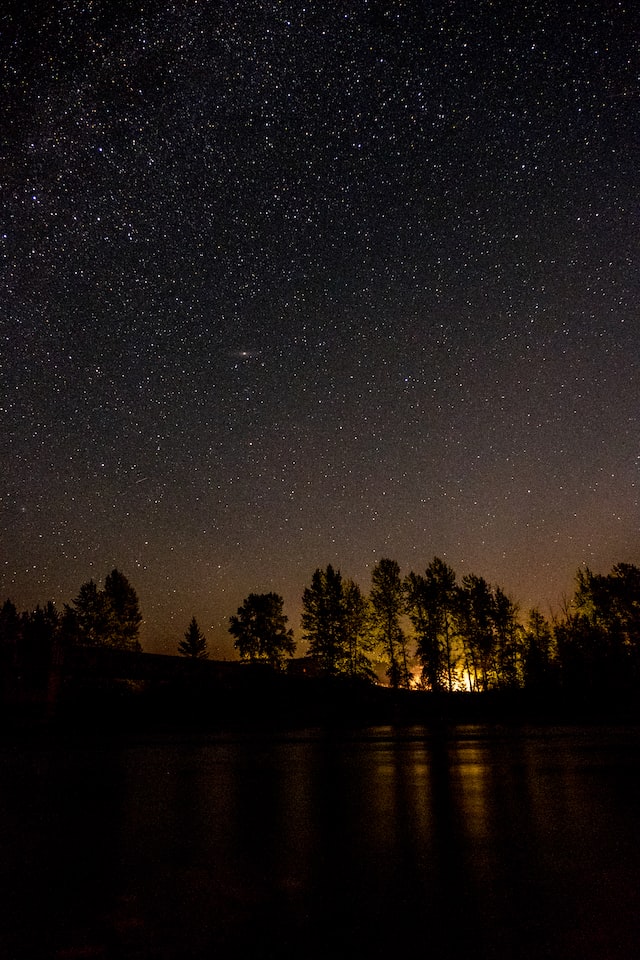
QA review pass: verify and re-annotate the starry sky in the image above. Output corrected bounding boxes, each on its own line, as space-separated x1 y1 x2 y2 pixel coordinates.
2 0 639 656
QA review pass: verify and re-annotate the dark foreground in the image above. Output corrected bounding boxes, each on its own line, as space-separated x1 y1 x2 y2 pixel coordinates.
1 724 640 959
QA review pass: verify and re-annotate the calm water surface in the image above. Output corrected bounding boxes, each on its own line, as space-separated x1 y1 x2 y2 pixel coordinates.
1 725 639 959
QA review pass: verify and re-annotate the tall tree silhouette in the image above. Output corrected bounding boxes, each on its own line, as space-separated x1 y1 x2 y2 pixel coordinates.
343 578 376 680
523 608 556 690
66 579 111 646
302 568 374 679
370 558 410 688
229 593 294 669
178 616 208 659
406 558 458 691
302 565 348 675
492 587 521 688
458 574 495 691
104 569 143 651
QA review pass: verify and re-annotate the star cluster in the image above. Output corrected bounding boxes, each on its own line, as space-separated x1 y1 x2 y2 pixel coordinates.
2 1 638 653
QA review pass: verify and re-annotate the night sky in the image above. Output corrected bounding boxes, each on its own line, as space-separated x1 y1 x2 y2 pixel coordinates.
3 1 638 656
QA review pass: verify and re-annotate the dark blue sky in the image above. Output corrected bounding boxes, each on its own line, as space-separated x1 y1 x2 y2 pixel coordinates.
2 0 638 654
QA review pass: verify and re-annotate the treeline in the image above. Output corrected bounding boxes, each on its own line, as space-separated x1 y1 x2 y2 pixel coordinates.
288 557 640 697
0 570 142 704
1 560 640 705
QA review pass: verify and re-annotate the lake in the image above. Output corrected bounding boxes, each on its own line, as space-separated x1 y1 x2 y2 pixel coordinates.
1 725 639 959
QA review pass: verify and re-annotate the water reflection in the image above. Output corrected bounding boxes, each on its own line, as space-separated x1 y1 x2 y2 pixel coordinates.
1 727 640 959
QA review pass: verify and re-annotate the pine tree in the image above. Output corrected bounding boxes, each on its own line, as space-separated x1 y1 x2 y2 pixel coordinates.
178 616 209 659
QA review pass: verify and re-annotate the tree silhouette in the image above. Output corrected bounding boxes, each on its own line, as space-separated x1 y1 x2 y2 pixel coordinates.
64 570 142 651
458 574 495 691
556 563 640 694
492 586 521 688
370 558 410 688
343 578 376 680
178 616 209 659
302 565 348 675
3 553 638 714
104 569 143 651
229 593 295 669
302 567 375 679
523 608 556 690
405 558 458 691
0 599 21 670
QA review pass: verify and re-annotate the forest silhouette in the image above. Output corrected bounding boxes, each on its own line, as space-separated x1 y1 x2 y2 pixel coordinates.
2 558 640 729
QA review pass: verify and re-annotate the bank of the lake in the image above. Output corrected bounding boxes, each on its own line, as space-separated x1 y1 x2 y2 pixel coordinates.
3 646 640 735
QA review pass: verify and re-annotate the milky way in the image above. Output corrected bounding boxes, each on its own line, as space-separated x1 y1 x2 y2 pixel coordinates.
2 1 638 654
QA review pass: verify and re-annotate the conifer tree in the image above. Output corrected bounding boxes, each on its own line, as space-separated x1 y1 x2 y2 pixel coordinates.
178 616 209 659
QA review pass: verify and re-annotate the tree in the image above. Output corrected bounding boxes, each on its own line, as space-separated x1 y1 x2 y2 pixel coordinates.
405 573 429 689
343 578 376 680
370 558 410 688
522 608 556 691
405 558 458 691
0 601 62 707
301 568 375 679
491 587 521 689
458 574 495 691
608 563 640 652
65 570 142 651
556 563 640 694
229 593 295 669
104 569 143 651
554 608 606 695
20 602 61 688
575 564 640 656
301 566 348 675
0 599 21 669
66 579 112 646
178 616 209 659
